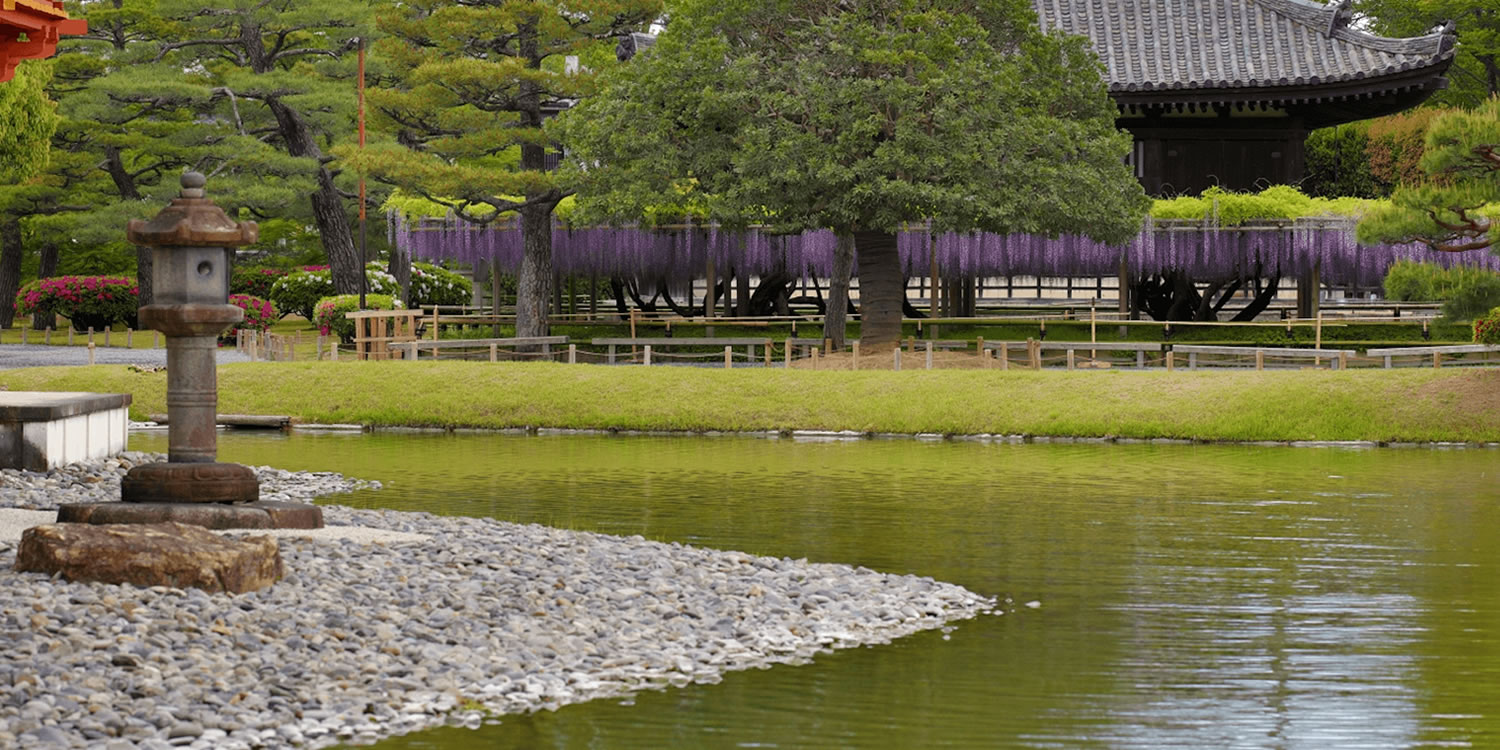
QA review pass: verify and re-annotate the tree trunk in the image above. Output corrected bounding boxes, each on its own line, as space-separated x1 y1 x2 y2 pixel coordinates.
32 242 58 330
823 233 854 349
267 98 361 296
389 241 411 307
136 246 154 308
0 217 21 329
854 230 903 347
514 205 553 339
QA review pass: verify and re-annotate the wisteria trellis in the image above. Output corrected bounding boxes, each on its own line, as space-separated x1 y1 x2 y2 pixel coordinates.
390 213 1500 289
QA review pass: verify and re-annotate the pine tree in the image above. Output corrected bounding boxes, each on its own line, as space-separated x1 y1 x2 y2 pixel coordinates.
338 0 660 339
1357 98 1500 254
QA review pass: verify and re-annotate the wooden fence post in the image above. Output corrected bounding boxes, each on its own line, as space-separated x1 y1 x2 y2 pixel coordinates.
1066 349 1075 370
893 347 901 371
724 346 732 369
87 343 96 365
976 337 984 368
1433 352 1442 369
103 328 110 347
568 344 577 364
783 341 791 368
87 327 94 346
852 341 860 369
1255 350 1264 371
489 343 498 363
812 347 819 369
1338 351 1348 371
317 336 324 361
126 328 133 348
999 345 1009 371
644 344 652 366
925 341 933 370
1315 311 1323 350
1166 350 1175 371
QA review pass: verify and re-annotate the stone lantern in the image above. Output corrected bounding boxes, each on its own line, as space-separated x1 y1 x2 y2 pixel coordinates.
57 173 322 530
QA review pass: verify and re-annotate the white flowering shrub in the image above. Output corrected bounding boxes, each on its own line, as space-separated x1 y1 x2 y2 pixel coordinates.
272 269 399 321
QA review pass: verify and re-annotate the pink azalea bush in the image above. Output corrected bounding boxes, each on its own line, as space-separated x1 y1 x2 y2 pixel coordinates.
14 276 139 332
1475 307 1500 345
314 294 401 343
224 294 278 342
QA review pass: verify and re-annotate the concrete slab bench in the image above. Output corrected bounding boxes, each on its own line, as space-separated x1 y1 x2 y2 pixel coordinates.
1 392 130 471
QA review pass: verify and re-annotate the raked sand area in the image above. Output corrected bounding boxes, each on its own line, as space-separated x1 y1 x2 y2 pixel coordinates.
0 455 994 749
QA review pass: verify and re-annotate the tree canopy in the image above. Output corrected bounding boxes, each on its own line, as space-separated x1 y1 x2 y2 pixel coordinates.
560 0 1149 345
1357 98 1500 254
339 0 660 338
1356 0 1496 108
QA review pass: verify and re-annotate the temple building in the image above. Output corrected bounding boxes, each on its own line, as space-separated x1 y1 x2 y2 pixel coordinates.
0 0 84 83
1033 0 1457 195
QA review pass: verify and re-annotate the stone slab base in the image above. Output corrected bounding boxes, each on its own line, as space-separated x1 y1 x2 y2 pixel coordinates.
0 392 130 471
121 462 259 504
15 522 282 594
57 501 323 530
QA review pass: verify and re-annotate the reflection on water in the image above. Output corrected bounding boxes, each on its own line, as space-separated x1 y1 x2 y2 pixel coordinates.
131 431 1500 749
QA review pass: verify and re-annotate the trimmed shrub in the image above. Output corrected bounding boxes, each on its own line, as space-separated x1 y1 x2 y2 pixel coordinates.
225 294 278 341
230 266 291 299
408 262 472 307
313 294 403 343
1475 308 1500 345
1383 261 1500 321
271 268 398 321
14 276 138 332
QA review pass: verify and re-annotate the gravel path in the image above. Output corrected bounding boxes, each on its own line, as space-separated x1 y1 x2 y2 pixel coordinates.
0 455 996 749
0 345 251 370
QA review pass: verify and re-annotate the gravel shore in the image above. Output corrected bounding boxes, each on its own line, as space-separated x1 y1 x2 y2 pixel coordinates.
0 456 995 749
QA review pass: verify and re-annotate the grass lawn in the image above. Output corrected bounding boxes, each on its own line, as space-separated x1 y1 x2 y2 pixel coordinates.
2 362 1495 443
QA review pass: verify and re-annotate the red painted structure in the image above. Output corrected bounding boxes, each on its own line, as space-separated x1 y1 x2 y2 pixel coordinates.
0 0 84 83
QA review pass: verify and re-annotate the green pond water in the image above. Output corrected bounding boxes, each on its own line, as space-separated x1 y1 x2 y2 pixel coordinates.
131 431 1500 749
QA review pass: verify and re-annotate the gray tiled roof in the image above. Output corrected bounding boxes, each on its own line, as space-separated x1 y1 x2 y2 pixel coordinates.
1032 0 1455 93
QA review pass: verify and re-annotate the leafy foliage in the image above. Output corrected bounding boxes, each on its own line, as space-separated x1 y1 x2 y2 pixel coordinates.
314 293 403 343
1304 123 1383 199
1150 186 1373 224
1355 0 1495 108
1474 307 1500 343
1357 98 1500 253
0 61 58 185
1382 260 1500 320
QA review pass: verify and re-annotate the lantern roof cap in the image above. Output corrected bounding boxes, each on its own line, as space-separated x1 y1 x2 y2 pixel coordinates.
127 172 258 248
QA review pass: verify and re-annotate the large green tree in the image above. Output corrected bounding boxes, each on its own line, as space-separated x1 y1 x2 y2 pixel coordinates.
0 60 61 328
1358 97 1500 253
339 0 660 339
1356 0 1493 107
561 0 1149 346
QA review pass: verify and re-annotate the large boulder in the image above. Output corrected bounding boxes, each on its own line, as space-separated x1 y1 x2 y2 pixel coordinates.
14 522 282 594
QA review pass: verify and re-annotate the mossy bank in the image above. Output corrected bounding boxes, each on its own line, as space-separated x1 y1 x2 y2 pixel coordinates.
4 362 1497 444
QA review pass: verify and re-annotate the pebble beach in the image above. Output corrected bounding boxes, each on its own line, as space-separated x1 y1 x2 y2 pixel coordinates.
0 455 995 749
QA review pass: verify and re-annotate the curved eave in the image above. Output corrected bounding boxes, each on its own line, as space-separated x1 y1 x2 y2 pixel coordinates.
1111 58 1453 128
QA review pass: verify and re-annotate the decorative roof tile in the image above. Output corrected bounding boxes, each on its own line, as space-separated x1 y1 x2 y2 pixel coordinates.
1032 0 1456 94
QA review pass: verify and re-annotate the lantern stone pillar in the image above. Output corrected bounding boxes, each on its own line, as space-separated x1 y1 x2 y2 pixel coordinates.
56 173 322 530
